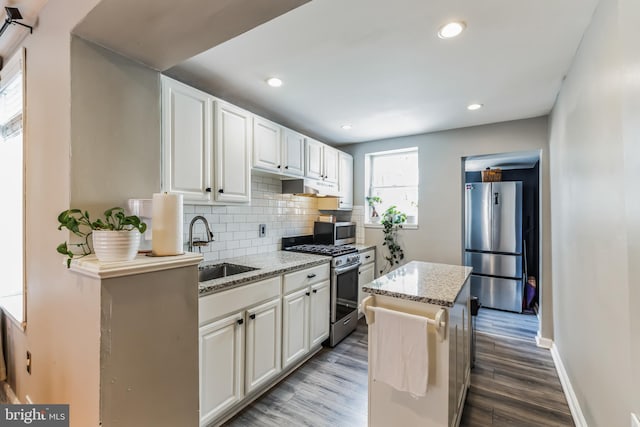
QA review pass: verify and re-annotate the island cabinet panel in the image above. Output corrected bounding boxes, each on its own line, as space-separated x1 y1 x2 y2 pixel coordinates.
363 261 472 427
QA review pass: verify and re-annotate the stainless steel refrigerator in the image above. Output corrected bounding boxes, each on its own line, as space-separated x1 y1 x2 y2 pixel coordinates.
465 181 524 313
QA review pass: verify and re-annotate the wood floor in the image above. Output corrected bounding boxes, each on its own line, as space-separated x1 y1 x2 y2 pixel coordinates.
224 309 573 427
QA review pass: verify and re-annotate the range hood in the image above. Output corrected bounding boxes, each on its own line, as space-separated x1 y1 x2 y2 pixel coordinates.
282 178 339 197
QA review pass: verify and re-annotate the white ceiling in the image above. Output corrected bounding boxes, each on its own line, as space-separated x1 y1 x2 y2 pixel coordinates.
73 0 309 71
167 0 599 145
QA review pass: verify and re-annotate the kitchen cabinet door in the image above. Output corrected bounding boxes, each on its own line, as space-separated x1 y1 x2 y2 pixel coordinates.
305 138 324 180
282 128 305 177
199 311 244 426
161 76 213 203
358 262 375 317
253 116 281 173
282 287 310 369
338 151 353 210
214 101 252 203
245 297 282 394
323 145 339 184
309 280 330 347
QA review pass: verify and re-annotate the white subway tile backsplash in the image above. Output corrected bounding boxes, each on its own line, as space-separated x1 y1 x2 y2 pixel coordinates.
183 174 321 261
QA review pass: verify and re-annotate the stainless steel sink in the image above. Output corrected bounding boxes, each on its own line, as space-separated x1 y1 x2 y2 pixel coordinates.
198 263 259 282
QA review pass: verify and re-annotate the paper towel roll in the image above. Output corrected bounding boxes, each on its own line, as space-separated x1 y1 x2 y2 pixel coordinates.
152 193 184 256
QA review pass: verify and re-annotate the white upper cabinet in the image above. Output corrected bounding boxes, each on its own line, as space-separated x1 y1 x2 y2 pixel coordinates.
322 146 339 184
253 116 282 173
282 128 305 176
305 138 324 180
161 76 213 203
214 101 252 203
338 152 353 209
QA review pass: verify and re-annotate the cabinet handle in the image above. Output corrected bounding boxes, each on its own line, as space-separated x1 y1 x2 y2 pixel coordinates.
277 165 281 169
284 166 289 169
205 187 212 192
313 289 317 293
307 273 316 279
218 189 224 193
237 318 244 325
305 292 310 296
249 313 256 320
365 256 371 259
358 271 361 275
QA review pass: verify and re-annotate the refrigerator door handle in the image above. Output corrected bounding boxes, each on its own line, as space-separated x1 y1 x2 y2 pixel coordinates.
494 192 499 205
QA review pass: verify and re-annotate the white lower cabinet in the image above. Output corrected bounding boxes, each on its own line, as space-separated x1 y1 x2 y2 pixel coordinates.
282 263 331 369
282 288 309 367
199 311 244 425
309 281 330 347
199 265 330 426
358 249 376 317
245 297 282 394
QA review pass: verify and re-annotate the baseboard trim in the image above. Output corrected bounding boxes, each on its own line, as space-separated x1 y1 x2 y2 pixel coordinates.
550 343 588 427
535 333 553 349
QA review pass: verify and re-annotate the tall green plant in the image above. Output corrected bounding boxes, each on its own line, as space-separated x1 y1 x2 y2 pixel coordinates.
380 205 407 274
56 207 147 268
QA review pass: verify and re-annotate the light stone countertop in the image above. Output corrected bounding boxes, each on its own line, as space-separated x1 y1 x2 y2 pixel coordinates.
199 251 331 296
362 261 473 307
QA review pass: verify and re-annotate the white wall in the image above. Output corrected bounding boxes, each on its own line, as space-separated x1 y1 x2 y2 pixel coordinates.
70 36 161 212
342 116 553 338
1 1 102 426
548 0 639 424
186 174 319 261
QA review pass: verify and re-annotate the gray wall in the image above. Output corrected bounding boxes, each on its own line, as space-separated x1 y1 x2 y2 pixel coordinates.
342 116 553 338
70 37 162 212
548 0 639 424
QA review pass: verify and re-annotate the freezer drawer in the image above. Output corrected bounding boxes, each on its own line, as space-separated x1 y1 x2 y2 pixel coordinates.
465 252 522 278
470 274 523 313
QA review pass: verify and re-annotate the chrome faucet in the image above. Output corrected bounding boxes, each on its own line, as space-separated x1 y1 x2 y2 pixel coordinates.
188 216 214 252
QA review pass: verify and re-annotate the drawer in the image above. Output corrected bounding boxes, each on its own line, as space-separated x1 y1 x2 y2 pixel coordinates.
470 274 523 313
199 276 281 325
283 263 330 294
464 252 522 278
360 249 375 265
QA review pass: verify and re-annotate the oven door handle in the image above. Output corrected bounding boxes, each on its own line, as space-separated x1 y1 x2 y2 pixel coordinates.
333 262 361 275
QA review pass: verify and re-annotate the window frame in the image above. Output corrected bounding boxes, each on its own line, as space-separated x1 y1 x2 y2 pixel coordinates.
0 47 27 328
364 147 419 229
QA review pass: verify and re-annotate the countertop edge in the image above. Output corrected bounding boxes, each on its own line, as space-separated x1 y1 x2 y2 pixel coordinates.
198 256 330 297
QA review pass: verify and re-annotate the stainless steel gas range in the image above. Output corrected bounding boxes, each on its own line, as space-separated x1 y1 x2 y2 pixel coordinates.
282 237 361 347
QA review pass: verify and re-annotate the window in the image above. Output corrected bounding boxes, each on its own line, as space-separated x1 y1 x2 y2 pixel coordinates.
0 48 25 324
365 147 418 225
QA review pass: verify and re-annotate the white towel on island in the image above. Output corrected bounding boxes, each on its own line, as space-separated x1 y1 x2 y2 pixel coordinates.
371 306 429 397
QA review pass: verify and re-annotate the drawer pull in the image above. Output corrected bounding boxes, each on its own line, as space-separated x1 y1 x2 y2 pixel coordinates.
365 255 371 259
307 273 316 279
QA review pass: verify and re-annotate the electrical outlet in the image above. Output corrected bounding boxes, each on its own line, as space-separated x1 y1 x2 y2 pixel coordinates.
259 224 266 238
26 351 31 374
631 413 640 427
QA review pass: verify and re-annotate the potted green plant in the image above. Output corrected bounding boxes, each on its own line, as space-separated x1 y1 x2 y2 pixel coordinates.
57 207 147 267
380 205 407 274
365 196 382 222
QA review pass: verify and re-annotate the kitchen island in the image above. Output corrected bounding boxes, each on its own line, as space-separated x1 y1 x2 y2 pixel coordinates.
362 261 473 427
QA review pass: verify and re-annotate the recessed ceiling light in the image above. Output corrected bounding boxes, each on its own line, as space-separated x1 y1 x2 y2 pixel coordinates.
266 77 283 87
467 103 483 111
438 21 466 39
341 124 352 130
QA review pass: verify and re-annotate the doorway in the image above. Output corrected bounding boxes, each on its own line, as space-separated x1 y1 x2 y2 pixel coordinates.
462 150 542 340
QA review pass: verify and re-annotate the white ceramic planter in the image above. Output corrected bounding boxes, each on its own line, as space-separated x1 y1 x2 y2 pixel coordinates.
92 230 141 262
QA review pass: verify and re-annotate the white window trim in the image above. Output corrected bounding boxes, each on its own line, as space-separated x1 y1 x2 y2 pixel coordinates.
364 147 419 227
0 47 26 328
